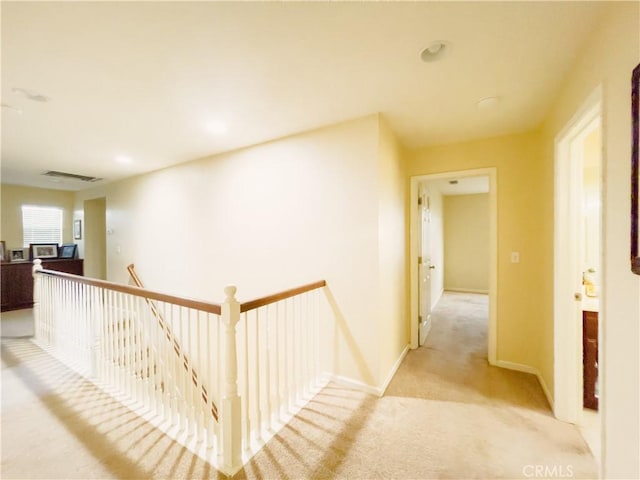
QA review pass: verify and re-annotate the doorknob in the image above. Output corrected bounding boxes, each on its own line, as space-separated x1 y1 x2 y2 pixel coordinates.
429 265 436 270
574 292 582 301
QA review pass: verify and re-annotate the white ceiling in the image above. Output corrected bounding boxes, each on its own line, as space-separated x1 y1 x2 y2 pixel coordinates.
1 1 609 191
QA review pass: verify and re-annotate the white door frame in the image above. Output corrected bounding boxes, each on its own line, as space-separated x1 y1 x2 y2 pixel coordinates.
409 168 498 366
553 86 602 423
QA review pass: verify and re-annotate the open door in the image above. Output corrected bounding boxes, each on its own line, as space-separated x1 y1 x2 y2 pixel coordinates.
418 189 432 346
554 89 602 425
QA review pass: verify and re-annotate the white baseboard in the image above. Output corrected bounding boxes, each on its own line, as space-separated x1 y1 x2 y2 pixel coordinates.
445 288 490 294
327 344 410 397
494 360 538 375
379 345 409 396
431 289 444 310
326 374 380 396
494 360 554 409
536 371 554 409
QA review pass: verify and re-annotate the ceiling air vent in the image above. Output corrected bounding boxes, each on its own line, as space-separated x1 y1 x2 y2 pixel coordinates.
43 171 103 182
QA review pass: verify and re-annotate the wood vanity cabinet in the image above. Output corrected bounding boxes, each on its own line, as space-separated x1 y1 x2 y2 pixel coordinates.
1 259 84 312
583 310 599 410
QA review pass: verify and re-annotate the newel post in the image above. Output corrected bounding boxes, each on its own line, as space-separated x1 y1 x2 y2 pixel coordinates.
32 259 43 337
219 285 242 474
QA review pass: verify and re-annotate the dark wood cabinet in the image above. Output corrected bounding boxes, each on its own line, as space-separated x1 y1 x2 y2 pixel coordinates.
583 310 599 410
1 259 84 312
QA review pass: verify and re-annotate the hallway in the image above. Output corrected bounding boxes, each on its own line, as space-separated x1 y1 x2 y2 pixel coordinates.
388 292 547 408
1 297 597 479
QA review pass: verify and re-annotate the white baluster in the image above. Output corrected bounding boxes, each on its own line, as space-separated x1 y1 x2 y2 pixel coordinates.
194 309 204 442
273 303 281 423
32 260 43 340
218 285 242 475
247 308 262 439
242 312 250 448
264 305 272 431
206 312 215 448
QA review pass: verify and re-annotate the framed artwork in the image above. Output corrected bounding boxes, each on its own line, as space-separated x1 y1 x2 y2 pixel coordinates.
0 241 5 262
74 219 82 240
58 244 78 259
632 63 640 275
30 243 59 260
10 249 25 261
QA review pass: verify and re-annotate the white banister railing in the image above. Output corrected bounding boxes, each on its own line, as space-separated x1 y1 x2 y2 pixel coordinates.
32 260 329 476
33 260 224 467
236 283 327 455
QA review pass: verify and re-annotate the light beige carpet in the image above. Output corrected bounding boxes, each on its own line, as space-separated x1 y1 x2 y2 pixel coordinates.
1 295 597 479
0 309 34 338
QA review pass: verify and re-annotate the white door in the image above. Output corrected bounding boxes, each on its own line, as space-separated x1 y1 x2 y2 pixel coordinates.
418 191 432 346
553 95 601 423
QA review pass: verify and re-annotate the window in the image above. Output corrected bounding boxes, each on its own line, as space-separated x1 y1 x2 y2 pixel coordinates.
22 205 63 247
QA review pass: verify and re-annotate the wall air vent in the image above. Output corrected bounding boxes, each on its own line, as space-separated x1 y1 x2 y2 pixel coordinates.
43 171 103 182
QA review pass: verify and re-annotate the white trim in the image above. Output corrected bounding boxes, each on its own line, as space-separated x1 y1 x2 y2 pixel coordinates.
379 345 410 395
553 86 602 424
495 360 554 410
445 288 490 295
431 288 444 310
325 344 410 397
494 359 538 375
410 168 498 367
326 374 381 396
537 370 554 411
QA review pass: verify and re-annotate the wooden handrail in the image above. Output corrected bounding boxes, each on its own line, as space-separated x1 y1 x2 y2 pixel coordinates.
126 264 218 421
35 267 222 315
37 266 325 317
240 280 326 313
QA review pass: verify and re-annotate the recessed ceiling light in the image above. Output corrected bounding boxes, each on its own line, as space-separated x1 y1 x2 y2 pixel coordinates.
477 96 501 109
115 155 132 164
420 41 449 63
206 121 229 135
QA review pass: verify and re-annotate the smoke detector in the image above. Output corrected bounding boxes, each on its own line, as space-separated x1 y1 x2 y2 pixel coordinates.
421 41 449 63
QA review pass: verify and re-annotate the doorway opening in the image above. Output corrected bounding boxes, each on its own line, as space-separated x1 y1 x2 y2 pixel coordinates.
83 197 107 280
410 168 497 365
553 87 602 459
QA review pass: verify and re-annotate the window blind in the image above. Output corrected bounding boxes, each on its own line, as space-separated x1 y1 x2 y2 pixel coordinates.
22 205 63 247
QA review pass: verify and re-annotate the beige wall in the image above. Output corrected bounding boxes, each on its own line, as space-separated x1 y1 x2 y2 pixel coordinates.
443 193 489 293
539 3 639 477
0 184 75 251
74 114 408 390
377 117 408 386
582 127 601 275
408 130 549 371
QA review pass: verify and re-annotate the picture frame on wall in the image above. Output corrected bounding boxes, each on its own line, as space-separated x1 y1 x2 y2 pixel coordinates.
74 219 82 240
58 244 78 259
30 243 59 260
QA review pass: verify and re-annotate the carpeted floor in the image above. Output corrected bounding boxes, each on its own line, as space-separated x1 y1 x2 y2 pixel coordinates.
1 293 597 479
